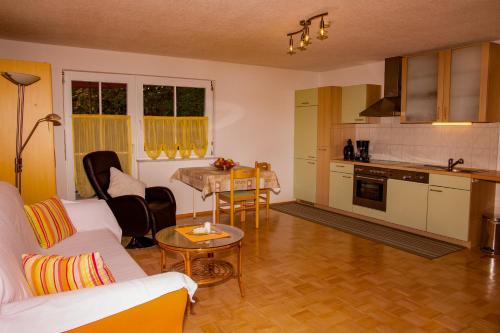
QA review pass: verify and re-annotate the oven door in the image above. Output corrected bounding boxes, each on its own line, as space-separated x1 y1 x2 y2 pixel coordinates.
353 174 387 211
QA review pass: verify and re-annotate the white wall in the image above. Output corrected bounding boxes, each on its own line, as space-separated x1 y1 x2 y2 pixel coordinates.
0 39 319 214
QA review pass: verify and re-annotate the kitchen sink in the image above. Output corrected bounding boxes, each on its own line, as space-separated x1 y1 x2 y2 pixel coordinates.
415 164 486 174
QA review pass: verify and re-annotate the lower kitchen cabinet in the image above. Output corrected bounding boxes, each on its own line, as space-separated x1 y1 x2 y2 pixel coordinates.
386 179 428 231
427 185 470 241
294 158 317 203
329 171 353 211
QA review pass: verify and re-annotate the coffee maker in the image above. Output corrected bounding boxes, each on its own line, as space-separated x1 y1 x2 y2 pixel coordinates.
355 140 370 162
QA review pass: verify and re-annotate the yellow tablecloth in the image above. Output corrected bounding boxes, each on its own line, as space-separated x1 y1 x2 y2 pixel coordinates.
175 225 230 242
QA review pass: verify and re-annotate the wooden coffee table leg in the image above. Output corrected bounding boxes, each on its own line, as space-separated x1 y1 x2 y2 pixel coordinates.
160 248 166 272
237 241 244 297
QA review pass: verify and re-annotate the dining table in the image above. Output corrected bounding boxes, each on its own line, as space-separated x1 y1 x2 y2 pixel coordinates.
171 165 281 221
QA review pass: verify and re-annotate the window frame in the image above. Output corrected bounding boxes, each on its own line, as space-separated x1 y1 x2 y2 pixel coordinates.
62 70 215 200
134 75 214 160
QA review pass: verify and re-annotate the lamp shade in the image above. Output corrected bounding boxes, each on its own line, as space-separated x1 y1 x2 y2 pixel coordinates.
1 72 40 86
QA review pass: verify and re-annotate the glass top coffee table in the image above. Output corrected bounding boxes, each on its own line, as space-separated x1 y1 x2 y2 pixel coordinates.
156 224 244 297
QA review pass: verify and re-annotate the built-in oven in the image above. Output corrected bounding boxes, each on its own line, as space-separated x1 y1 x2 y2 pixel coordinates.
353 166 389 211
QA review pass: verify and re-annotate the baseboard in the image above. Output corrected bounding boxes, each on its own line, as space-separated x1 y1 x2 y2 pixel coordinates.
176 210 212 220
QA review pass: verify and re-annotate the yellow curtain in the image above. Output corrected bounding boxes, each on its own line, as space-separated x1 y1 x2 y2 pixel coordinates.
72 115 131 198
143 116 208 159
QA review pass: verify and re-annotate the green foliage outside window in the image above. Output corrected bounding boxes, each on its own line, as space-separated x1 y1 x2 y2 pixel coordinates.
143 85 174 116
176 87 205 116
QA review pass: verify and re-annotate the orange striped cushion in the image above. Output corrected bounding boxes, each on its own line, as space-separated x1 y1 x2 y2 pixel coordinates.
24 197 76 248
22 253 116 296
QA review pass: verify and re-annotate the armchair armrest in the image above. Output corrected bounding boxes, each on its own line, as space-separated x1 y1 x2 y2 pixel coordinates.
106 195 151 237
0 272 197 333
146 186 176 209
63 199 122 241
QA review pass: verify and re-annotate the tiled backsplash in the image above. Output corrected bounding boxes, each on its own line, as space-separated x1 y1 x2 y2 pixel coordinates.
350 117 500 170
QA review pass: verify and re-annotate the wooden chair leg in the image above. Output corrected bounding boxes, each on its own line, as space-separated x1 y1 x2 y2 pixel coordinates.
215 193 220 224
230 201 234 226
255 199 259 229
265 192 270 220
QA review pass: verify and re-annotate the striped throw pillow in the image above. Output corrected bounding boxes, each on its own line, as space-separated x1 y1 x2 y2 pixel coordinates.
22 252 116 296
24 197 76 248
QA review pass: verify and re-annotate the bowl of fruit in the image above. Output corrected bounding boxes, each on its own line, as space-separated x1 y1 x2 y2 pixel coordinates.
212 158 236 170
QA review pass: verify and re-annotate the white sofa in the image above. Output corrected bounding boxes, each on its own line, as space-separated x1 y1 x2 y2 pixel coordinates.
0 182 197 332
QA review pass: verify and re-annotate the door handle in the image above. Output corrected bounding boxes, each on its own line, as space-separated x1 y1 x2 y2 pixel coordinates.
342 176 352 179
335 165 345 168
307 161 316 165
355 175 386 183
307 155 316 158
429 189 443 193
355 118 364 121
301 102 309 105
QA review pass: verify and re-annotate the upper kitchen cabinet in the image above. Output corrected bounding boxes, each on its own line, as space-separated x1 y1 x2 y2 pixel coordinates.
295 88 318 107
341 84 381 124
401 51 441 123
445 43 500 122
401 42 500 123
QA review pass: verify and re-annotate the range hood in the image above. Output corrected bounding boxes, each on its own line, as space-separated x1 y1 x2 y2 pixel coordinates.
359 56 402 117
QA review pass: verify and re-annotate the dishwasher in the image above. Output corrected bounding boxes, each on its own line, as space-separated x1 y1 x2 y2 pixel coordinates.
386 169 429 231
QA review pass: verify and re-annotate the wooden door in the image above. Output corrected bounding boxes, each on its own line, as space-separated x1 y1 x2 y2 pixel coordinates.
0 59 56 203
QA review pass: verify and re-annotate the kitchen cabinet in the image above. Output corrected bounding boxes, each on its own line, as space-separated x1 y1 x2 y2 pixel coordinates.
426 174 471 241
341 84 381 124
295 88 318 107
401 52 441 123
386 179 428 231
329 162 353 211
294 87 342 205
401 42 500 123
294 158 317 203
294 105 317 159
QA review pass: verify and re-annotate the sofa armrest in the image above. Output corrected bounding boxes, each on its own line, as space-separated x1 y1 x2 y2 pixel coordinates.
69 288 187 332
63 199 122 241
146 186 176 208
0 272 197 333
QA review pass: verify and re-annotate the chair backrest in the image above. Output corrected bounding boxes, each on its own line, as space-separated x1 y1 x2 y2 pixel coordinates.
83 151 123 200
255 161 271 171
229 167 260 202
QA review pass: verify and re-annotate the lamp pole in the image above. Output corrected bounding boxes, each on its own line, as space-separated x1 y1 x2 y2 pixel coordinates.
1 72 41 194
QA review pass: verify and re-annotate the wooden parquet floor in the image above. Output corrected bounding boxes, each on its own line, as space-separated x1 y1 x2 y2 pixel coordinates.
128 210 500 333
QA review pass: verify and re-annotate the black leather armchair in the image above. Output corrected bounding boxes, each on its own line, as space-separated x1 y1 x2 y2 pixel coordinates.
82 151 176 248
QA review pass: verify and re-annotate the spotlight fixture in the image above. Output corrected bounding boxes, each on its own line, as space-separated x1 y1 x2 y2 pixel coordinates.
286 12 329 55
287 36 296 55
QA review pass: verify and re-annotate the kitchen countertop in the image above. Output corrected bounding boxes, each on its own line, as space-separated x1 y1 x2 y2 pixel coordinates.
331 158 500 182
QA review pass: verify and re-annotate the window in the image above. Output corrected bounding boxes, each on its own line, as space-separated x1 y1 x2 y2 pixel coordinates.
137 77 213 160
63 71 214 200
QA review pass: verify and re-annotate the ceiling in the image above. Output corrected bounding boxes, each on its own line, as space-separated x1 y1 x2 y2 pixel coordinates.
0 0 499 72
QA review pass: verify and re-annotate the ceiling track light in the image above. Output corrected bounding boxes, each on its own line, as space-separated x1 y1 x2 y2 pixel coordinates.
286 12 329 55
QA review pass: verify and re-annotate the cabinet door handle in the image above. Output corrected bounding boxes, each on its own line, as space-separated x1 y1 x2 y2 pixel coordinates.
301 102 309 105
430 189 443 193
335 164 345 167
308 155 316 158
342 175 352 179
355 118 364 121
307 161 316 165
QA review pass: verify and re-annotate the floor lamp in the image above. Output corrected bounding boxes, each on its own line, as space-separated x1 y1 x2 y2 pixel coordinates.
1 72 62 193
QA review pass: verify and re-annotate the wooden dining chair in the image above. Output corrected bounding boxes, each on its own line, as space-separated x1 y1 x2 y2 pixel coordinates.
255 161 271 220
216 167 261 228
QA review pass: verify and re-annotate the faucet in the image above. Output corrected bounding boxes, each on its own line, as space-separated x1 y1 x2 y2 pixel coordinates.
448 158 464 171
